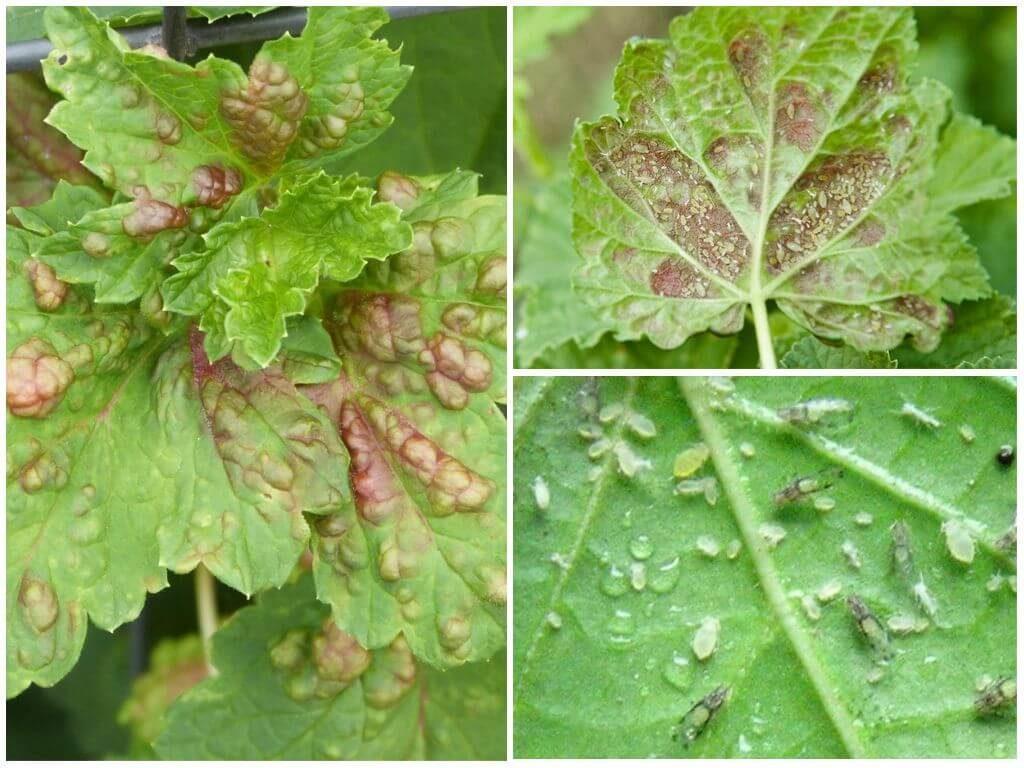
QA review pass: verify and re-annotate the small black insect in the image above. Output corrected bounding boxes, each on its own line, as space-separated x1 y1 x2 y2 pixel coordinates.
996 445 1015 467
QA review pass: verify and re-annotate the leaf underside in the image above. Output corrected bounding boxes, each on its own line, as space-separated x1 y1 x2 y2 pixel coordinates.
570 7 1015 357
514 376 1015 757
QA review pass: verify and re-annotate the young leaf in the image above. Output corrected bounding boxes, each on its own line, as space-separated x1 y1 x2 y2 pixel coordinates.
155 576 505 759
570 7 1016 366
515 377 1015 757
162 172 411 367
303 170 506 667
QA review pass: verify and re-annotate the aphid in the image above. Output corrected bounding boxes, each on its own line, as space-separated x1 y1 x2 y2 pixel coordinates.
626 411 657 439
674 476 718 506
739 442 756 458
532 476 550 510
801 594 821 622
598 403 623 423
773 467 843 507
588 438 612 460
578 423 602 441
958 425 976 444
696 535 720 558
899 401 941 429
615 442 651 477
725 539 742 560
996 444 1015 467
692 617 720 661
546 611 563 630
841 540 862 570
975 676 1016 716
817 579 842 603
813 496 836 512
759 522 787 549
674 443 710 479
777 397 854 429
673 685 730 745
846 594 892 660
890 520 915 581
912 579 938 618
942 519 976 564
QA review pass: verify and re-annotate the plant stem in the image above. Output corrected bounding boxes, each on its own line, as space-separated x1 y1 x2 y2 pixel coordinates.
750 295 777 369
194 565 219 675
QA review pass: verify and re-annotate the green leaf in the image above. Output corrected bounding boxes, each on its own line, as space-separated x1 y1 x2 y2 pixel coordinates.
162 172 411 367
278 315 343 384
892 295 1017 369
41 6 408 206
155 576 506 759
514 376 1015 757
7 215 351 694
570 7 1016 363
328 8 507 194
781 336 897 369
304 170 506 668
927 114 1016 215
260 6 412 169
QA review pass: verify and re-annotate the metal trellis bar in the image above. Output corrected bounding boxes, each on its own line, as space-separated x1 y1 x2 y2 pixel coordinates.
6 6 458 73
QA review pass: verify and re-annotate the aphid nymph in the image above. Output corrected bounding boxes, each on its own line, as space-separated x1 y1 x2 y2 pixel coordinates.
773 467 842 507
673 684 730 745
846 594 891 660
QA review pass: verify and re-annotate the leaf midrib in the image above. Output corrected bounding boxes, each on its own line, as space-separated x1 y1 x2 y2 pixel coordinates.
679 376 866 758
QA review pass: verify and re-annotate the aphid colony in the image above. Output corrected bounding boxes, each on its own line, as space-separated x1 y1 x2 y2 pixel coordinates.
575 385 656 480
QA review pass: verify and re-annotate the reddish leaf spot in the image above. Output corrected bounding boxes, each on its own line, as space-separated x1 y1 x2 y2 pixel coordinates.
122 198 188 238
7 338 74 418
192 164 243 208
775 82 825 153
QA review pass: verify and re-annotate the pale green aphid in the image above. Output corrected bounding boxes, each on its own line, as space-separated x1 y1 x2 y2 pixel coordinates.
673 684 730 745
759 522 787 549
598 403 623 423
847 594 892 661
692 617 720 661
674 476 719 506
626 410 657 439
695 535 720 558
673 442 710 479
941 519 976 564
959 424 976 443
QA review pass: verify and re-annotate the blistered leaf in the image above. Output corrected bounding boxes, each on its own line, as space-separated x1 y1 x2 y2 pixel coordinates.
303 170 506 667
570 7 1016 365
41 7 408 207
7 208 351 694
155 576 505 759
162 172 411 367
514 377 1015 757
259 6 412 168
